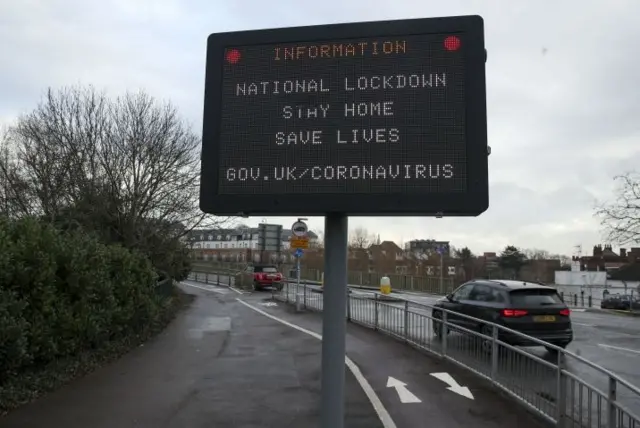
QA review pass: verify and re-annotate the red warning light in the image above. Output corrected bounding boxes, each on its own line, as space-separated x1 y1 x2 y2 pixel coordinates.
225 49 241 64
443 36 461 51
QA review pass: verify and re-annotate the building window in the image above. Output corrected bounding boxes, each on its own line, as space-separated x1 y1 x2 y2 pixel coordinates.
217 235 222 240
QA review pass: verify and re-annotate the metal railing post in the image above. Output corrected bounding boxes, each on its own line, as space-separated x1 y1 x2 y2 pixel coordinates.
607 376 617 428
403 301 409 342
303 279 307 309
346 289 351 322
374 294 379 331
441 311 448 357
556 351 567 427
491 325 499 379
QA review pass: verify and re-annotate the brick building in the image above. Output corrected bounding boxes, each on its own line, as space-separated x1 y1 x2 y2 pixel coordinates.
188 225 319 264
574 245 640 272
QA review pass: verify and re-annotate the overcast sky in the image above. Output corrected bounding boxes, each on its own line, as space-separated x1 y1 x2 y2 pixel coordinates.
2 0 639 256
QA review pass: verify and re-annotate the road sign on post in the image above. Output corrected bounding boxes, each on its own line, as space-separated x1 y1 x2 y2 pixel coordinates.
200 14 488 428
290 237 309 249
200 15 488 217
258 223 283 262
291 221 308 237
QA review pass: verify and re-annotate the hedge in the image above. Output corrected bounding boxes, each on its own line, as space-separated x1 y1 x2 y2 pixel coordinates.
0 217 164 380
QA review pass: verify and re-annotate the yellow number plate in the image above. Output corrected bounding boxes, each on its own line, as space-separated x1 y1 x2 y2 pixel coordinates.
533 315 556 322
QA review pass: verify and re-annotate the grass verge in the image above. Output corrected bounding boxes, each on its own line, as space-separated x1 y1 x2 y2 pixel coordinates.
0 284 195 416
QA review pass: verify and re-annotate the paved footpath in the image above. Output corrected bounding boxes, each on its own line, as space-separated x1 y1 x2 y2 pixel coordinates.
235 289 548 428
0 283 382 428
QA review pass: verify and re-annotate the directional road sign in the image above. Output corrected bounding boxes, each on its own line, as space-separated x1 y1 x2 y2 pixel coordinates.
290 237 309 249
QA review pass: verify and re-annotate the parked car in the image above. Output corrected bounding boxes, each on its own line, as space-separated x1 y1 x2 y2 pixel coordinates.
432 279 573 352
601 294 640 310
235 264 284 291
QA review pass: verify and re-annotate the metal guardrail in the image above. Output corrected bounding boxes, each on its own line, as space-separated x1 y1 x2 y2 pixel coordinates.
186 271 640 428
186 269 409 294
561 292 640 314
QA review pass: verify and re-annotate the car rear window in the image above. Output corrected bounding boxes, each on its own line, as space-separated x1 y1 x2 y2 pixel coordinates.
509 289 563 306
254 266 278 273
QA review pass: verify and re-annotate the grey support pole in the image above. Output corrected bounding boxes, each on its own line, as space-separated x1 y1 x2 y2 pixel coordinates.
320 213 348 428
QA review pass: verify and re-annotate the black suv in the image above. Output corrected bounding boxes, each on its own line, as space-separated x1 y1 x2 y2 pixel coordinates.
432 279 573 351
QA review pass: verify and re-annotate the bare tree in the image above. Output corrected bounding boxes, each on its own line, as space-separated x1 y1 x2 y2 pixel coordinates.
522 248 551 260
310 230 324 250
0 85 230 273
349 226 374 249
595 172 640 245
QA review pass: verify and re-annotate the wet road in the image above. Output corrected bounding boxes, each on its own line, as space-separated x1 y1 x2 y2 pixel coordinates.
274 283 640 426
189 272 640 390
0 283 383 428
236 289 548 428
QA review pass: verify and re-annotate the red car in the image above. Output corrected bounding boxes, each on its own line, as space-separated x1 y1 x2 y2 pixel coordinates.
237 264 284 291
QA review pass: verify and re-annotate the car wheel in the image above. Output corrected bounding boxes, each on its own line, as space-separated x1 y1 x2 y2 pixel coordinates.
253 281 262 292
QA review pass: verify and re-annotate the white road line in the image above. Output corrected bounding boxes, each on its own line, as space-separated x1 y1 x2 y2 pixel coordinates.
598 344 640 355
229 286 244 295
572 322 595 327
180 282 226 294
236 298 397 428
185 279 245 295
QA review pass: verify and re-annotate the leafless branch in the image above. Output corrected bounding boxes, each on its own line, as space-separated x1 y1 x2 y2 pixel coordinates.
594 172 640 245
349 226 375 249
1 85 231 263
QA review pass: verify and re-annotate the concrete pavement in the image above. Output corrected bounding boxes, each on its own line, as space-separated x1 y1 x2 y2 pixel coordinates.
198 271 640 394
274 283 640 421
0 282 383 428
188 274 640 422
237 291 547 428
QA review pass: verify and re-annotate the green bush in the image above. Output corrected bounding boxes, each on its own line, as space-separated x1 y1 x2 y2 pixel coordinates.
0 218 163 380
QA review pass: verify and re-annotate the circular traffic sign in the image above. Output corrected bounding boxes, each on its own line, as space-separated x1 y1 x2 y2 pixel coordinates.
291 220 308 237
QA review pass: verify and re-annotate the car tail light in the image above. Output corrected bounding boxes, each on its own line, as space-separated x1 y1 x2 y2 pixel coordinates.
559 309 571 316
501 309 528 317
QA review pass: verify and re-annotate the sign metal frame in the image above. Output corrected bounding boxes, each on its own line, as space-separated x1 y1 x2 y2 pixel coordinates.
201 15 488 216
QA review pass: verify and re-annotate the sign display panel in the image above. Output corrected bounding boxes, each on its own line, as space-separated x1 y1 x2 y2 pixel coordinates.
201 16 488 216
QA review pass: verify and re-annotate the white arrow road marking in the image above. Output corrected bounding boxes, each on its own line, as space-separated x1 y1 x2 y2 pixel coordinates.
386 377 422 403
260 301 278 307
430 372 474 400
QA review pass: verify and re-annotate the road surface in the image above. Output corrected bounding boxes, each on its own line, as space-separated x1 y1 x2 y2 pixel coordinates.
190 272 640 396
0 283 382 428
275 282 640 423
185 280 548 428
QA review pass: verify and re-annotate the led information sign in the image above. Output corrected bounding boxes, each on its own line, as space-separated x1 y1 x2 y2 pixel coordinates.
201 15 488 216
